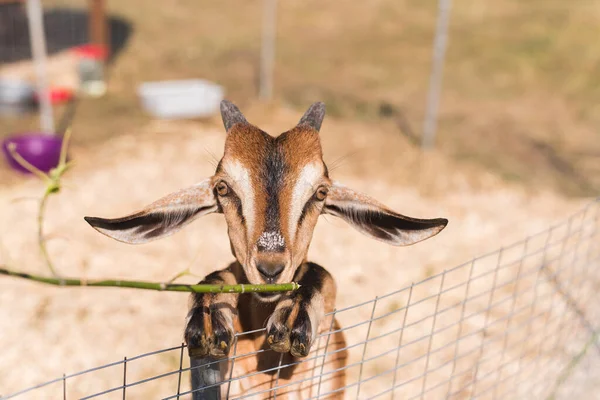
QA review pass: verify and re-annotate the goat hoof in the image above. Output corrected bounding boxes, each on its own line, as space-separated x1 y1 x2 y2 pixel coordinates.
267 325 291 353
266 306 313 357
186 329 212 358
185 306 234 359
209 324 234 358
290 309 312 357
291 338 309 358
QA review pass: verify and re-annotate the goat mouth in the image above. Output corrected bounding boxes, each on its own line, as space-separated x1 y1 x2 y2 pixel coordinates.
252 292 282 302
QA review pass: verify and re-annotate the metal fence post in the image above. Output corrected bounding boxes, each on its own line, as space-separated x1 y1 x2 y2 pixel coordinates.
25 0 55 133
422 0 452 150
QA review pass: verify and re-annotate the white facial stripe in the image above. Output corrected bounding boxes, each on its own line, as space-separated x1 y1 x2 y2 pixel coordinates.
288 162 324 241
222 159 255 235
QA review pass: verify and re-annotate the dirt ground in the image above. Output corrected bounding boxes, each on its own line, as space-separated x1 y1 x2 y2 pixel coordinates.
0 106 596 398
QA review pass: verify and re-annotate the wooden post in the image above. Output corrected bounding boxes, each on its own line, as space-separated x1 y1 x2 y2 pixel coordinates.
89 0 109 56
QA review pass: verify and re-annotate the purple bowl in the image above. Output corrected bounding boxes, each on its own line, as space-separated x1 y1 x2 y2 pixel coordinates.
2 133 64 173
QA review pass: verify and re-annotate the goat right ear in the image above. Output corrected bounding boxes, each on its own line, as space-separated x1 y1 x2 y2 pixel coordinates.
84 179 218 244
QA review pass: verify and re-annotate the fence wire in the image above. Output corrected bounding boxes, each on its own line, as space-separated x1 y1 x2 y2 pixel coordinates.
2 198 599 399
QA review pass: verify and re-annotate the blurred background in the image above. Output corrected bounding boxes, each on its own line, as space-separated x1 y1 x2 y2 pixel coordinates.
1 0 599 194
0 0 598 398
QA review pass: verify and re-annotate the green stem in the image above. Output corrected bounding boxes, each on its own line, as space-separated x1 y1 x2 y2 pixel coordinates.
38 190 58 276
0 266 300 294
6 143 50 182
546 332 599 400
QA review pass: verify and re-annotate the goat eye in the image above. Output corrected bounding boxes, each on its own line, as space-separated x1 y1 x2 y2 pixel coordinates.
315 186 328 201
216 181 230 196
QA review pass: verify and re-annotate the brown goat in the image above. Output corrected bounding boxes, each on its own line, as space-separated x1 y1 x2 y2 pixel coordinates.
85 101 448 399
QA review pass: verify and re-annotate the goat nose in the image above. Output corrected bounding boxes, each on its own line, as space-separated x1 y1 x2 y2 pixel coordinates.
256 261 285 282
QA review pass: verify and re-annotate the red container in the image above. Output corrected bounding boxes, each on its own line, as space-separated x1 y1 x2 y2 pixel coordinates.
33 87 73 105
72 44 108 60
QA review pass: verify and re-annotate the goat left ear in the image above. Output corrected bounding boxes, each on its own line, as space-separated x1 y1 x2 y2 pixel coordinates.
84 179 218 244
323 182 448 246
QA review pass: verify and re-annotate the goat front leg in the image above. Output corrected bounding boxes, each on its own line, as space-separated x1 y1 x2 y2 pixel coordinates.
266 262 336 357
185 265 239 358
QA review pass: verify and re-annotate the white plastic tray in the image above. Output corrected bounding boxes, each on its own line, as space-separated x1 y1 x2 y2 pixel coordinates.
137 79 224 119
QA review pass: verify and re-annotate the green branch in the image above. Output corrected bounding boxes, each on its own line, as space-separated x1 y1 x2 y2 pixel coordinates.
37 189 57 276
0 267 300 293
2 128 300 295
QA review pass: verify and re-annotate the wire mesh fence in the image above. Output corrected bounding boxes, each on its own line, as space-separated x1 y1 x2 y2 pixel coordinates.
1 198 599 399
